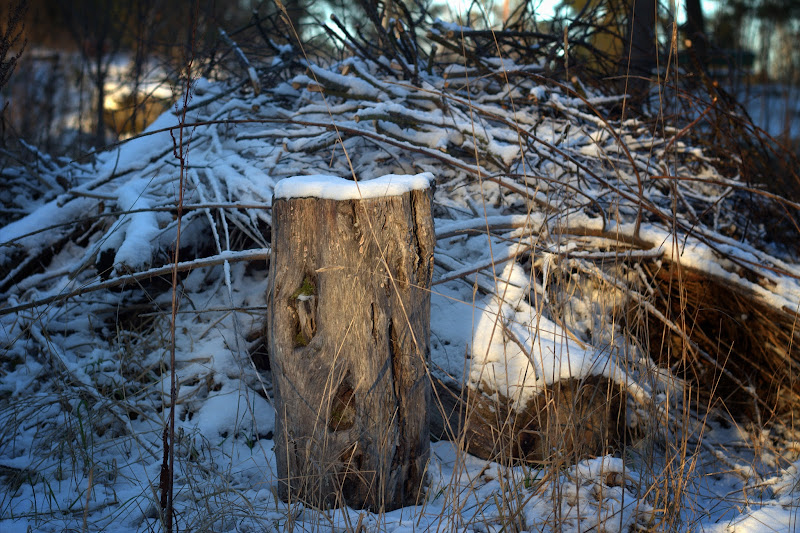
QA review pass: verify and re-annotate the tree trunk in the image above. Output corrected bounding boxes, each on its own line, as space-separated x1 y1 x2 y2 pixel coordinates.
282 0 306 40
622 0 657 105
267 175 435 511
685 0 707 68
94 40 106 149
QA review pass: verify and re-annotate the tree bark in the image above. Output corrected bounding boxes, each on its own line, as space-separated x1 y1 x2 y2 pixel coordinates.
267 180 434 511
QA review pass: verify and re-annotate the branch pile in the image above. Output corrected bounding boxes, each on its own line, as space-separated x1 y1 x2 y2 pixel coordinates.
1 50 799 525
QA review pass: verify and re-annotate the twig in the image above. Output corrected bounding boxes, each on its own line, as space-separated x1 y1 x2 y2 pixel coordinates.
433 245 531 287
218 28 261 95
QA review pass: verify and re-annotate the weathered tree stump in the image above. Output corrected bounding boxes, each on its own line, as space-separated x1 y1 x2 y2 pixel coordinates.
267 174 435 511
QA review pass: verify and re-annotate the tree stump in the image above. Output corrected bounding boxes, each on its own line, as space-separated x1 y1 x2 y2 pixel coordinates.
267 174 435 511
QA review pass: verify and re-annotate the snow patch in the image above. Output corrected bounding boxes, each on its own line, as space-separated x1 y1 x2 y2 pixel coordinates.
193 385 274 440
470 262 615 410
113 177 161 272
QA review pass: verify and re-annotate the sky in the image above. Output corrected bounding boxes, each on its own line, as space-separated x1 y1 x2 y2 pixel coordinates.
444 0 720 26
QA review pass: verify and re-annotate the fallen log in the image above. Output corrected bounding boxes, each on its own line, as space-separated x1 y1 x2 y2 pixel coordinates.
431 375 626 464
430 261 628 464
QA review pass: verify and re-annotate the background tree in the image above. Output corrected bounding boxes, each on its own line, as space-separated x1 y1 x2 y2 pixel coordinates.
280 0 308 41
0 0 27 138
684 0 707 66
0 0 26 93
57 0 135 149
624 0 657 102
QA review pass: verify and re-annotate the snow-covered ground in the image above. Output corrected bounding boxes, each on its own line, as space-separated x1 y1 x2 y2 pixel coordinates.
1 54 800 532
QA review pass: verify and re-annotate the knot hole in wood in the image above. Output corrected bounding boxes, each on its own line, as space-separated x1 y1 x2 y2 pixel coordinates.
290 273 317 347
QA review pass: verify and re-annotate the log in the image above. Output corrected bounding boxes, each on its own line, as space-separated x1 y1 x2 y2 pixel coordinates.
430 261 626 464
267 174 435 511
430 375 626 464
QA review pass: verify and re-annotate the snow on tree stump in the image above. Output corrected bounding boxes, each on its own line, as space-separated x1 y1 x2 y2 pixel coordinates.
267 174 435 511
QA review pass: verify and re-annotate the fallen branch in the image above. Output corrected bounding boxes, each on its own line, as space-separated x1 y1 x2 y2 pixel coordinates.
1 248 270 316
219 28 261 95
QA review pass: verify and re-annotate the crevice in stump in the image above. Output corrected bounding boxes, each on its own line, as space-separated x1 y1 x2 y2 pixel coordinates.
289 272 317 348
328 377 356 433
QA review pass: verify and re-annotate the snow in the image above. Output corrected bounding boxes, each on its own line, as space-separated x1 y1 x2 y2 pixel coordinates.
273 172 433 200
95 107 183 179
710 505 800 533
0 197 95 266
2 51 800 533
194 384 274 440
113 177 162 272
469 262 620 410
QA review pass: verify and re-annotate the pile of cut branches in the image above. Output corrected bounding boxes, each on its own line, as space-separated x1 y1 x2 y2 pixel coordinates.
3 49 798 425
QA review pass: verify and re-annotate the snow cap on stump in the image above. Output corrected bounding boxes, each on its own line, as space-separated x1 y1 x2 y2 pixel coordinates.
273 172 433 200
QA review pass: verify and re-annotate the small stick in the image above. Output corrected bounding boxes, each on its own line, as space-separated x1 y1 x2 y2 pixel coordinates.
218 28 261 95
